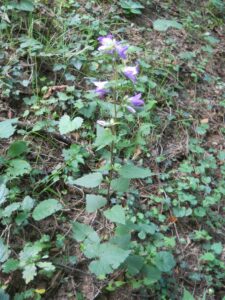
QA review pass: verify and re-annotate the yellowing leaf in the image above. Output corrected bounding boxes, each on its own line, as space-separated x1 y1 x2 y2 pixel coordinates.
35 289 46 295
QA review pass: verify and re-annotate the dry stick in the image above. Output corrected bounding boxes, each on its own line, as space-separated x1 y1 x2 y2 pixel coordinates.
0 117 72 145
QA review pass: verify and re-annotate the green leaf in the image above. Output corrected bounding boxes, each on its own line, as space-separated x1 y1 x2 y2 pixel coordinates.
118 164 151 179
87 242 130 276
73 172 103 188
142 265 162 285
0 118 18 139
2 202 21 217
2 258 19 273
58 115 83 134
154 251 176 272
200 252 215 261
0 238 10 263
0 184 8 206
182 289 195 300
32 199 62 221
211 242 223 255
37 261 55 272
153 19 183 31
8 141 28 158
104 205 126 224
21 196 35 211
111 177 130 192
119 0 144 14
71 221 100 243
7 159 31 178
14 0 35 11
125 255 145 276
22 263 37 283
86 194 107 213
94 128 115 150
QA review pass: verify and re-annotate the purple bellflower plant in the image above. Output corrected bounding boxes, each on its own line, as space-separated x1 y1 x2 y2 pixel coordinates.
123 66 139 82
129 93 144 106
98 34 128 59
93 81 109 98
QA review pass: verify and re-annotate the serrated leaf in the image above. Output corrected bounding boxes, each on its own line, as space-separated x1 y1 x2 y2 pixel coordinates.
86 194 107 213
104 205 126 224
7 159 31 178
154 251 176 272
2 258 19 273
58 115 83 134
0 184 8 206
0 239 10 263
37 261 55 272
2 202 21 217
71 221 100 243
111 177 130 192
118 164 151 179
32 199 62 221
153 19 183 31
182 289 195 300
0 118 18 139
87 242 130 276
94 128 115 150
23 263 37 283
73 172 103 188
8 141 28 158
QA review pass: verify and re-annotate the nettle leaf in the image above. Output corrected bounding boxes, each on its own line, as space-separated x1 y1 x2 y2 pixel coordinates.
118 164 151 179
86 194 107 213
104 205 126 225
73 172 103 188
0 118 18 139
0 239 10 263
23 263 37 284
153 19 183 31
8 141 28 158
182 289 195 300
154 251 176 272
7 159 31 178
71 221 100 243
87 242 130 277
94 128 115 150
111 177 130 192
32 199 62 221
58 115 83 135
0 184 8 206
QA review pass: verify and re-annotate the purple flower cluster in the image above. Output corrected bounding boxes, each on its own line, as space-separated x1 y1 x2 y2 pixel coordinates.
94 34 144 117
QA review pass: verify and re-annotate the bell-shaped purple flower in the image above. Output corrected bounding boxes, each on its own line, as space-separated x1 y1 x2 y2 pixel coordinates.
129 93 144 106
93 81 109 98
123 66 139 82
115 44 129 59
98 34 117 53
126 105 136 114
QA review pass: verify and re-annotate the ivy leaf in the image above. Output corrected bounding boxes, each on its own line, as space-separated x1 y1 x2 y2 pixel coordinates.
104 205 126 225
153 19 183 31
73 172 103 188
0 118 18 139
0 184 8 206
58 115 83 134
182 289 195 300
7 159 31 178
0 238 10 263
154 251 176 272
118 164 151 179
71 221 100 243
22 263 37 284
32 199 62 221
87 242 130 276
8 141 28 158
86 194 107 213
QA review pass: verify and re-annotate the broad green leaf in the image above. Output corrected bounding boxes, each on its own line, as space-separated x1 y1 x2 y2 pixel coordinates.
0 118 18 139
8 141 28 158
14 0 35 11
73 172 103 188
37 262 55 272
111 177 130 192
0 184 8 206
153 19 183 31
86 194 107 213
2 258 19 273
21 196 35 211
119 0 144 14
154 251 176 272
71 221 100 243
7 159 31 178
125 255 145 276
87 242 130 276
94 128 115 150
22 264 37 283
0 239 10 263
200 252 215 261
58 115 83 134
182 289 195 300
2 202 21 217
142 265 162 285
118 164 151 179
104 205 126 224
32 199 62 221
211 242 223 255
